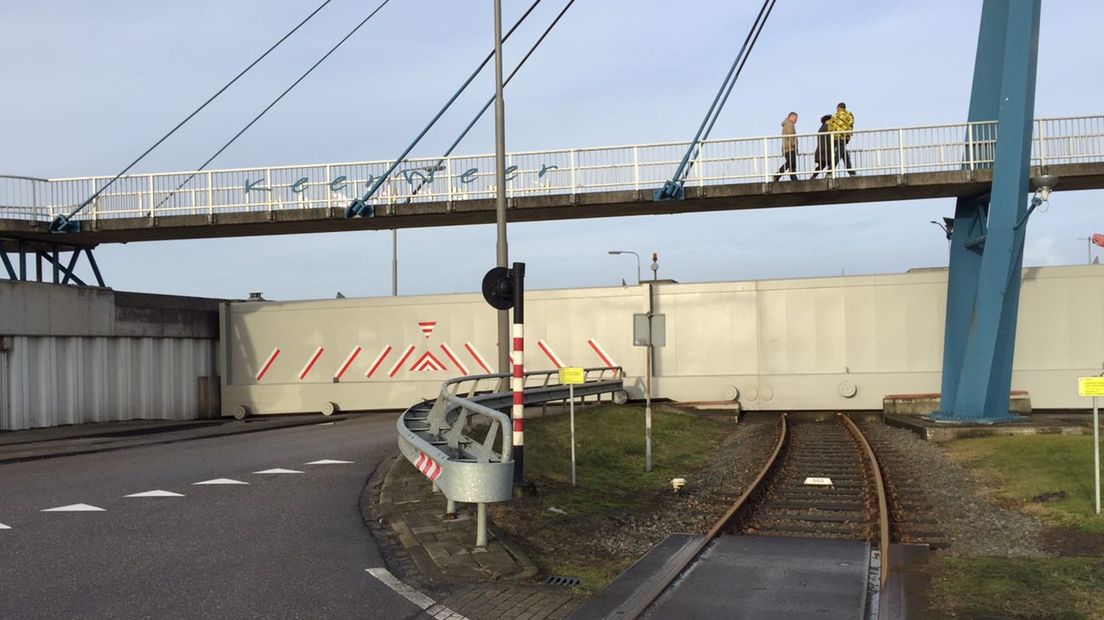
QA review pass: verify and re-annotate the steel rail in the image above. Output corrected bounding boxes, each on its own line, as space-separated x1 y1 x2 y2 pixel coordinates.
839 412 891 589
610 414 788 619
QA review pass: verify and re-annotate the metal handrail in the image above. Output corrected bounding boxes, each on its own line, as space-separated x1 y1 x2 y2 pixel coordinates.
4 115 1100 222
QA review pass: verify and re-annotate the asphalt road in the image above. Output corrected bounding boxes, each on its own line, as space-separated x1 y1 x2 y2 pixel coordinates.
0 414 427 619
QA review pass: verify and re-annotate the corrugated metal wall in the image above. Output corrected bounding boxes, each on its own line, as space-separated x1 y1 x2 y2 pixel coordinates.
1 336 215 430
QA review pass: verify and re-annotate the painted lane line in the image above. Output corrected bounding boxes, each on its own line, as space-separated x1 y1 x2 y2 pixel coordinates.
537 339 564 368
439 343 468 375
464 341 492 374
193 478 249 485
389 345 416 378
587 338 618 368
252 468 304 474
334 345 362 380
42 503 105 512
255 347 281 381
299 345 325 380
0 523 10 529
365 345 392 379
124 490 185 498
305 459 354 465
365 568 468 620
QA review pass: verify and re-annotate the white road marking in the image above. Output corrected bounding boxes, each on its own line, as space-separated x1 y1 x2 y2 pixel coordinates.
42 503 105 512
253 468 304 474
124 490 185 498
366 568 468 619
193 478 249 485
305 459 354 465
0 523 10 529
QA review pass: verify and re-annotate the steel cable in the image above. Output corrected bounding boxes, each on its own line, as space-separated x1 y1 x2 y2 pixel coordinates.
404 0 578 202
345 0 545 216
656 0 776 200
53 0 338 230
153 0 395 212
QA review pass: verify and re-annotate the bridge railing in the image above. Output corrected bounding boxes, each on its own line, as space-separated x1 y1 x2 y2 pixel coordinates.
3 116 1101 223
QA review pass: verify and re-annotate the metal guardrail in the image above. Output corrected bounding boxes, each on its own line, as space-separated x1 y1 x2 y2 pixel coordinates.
2 116 1101 222
396 366 624 546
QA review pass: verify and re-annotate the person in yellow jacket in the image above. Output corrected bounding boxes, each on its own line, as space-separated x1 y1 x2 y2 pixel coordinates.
827 102 856 176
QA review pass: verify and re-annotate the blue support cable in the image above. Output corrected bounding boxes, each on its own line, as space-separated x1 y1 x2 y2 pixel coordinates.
654 0 775 201
403 0 578 202
49 0 338 233
345 0 545 218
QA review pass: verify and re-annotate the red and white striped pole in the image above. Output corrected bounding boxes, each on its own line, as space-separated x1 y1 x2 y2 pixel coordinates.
511 262 526 486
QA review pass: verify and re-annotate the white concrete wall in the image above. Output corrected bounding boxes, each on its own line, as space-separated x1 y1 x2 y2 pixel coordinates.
221 265 1104 415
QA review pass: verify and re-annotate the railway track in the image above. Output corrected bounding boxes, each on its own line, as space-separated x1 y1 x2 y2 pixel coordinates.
615 413 894 619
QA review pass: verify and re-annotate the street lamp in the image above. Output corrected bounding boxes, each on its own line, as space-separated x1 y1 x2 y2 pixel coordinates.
608 250 641 285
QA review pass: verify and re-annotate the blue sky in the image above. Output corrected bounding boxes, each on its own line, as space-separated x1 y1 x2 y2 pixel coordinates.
1 0 1100 299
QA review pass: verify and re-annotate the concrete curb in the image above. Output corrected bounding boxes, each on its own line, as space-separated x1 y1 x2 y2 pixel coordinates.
0 415 349 465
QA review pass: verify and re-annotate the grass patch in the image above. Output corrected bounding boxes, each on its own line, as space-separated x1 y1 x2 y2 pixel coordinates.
944 435 1104 533
491 404 732 590
927 556 1104 619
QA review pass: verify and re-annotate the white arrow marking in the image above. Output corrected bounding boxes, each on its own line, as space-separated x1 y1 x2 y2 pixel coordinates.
193 478 249 485
42 503 105 512
253 468 304 474
305 459 354 465
124 490 185 498
0 523 10 529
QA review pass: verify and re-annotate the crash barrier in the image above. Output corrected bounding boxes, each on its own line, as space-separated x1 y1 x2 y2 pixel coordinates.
396 366 625 546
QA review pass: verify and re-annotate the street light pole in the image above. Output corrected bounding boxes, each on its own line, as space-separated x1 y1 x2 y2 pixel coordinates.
1078 237 1093 265
608 250 641 285
493 0 509 373
391 229 398 296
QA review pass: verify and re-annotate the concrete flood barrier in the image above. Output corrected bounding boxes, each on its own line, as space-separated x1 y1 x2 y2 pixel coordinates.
219 265 1104 417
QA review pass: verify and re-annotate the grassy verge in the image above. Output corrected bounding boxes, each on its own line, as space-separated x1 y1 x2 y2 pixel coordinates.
944 435 1104 533
927 556 1104 619
490 404 732 590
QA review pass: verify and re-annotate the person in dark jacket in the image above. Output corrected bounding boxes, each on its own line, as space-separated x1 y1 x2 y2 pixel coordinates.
809 114 832 179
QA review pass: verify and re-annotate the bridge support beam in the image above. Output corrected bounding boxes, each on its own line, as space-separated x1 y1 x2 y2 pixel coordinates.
936 0 1041 423
0 239 105 287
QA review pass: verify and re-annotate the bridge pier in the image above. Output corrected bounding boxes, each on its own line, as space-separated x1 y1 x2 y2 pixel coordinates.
936 0 1041 423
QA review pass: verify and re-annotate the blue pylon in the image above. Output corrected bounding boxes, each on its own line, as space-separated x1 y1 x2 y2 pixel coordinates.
934 0 1041 423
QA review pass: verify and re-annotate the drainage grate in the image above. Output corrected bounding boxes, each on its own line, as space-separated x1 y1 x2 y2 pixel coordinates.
542 575 581 587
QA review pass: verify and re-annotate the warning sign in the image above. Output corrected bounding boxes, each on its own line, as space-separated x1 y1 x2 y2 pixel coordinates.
558 367 585 385
1079 377 1104 397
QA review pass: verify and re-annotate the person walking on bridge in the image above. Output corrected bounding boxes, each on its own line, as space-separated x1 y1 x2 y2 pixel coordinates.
827 102 856 176
773 112 799 182
809 114 833 180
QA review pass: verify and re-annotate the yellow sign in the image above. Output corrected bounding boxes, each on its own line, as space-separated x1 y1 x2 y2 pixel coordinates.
1079 377 1104 397
559 367 585 385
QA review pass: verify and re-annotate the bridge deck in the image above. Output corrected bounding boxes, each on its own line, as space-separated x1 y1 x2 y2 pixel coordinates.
1 162 1100 246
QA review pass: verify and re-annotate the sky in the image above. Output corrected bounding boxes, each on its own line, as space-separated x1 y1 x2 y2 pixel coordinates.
1 0 1100 300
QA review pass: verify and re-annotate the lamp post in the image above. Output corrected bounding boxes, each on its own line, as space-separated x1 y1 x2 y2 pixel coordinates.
930 218 953 251
608 250 641 285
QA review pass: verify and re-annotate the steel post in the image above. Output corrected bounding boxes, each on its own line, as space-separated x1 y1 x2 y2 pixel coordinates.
493 0 510 374
511 262 526 485
476 502 488 547
645 281 653 472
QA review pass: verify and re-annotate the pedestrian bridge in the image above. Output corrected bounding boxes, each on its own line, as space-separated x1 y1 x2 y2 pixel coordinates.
2 115 1102 246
